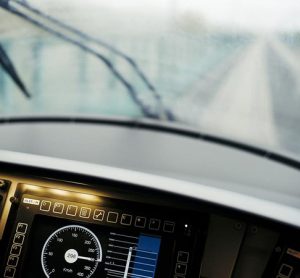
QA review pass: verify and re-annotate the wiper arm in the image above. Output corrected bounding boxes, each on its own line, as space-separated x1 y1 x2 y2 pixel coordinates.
0 43 31 98
0 0 174 120
13 0 157 95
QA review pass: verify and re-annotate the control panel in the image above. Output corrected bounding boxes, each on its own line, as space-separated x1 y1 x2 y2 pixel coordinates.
0 183 207 278
264 233 300 278
1 172 300 278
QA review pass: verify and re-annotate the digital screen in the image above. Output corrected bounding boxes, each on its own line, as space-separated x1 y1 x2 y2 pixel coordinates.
24 216 162 278
106 233 161 277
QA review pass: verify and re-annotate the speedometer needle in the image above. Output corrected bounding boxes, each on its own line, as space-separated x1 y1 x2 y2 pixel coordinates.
124 247 133 278
78 256 102 262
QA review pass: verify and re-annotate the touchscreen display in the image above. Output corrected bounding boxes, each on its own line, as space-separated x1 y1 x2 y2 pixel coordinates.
24 216 162 278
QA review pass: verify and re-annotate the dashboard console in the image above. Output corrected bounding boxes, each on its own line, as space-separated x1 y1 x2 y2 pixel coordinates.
0 175 206 278
0 161 300 278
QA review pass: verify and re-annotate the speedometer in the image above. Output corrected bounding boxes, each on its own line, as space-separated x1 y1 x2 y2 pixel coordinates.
41 225 102 278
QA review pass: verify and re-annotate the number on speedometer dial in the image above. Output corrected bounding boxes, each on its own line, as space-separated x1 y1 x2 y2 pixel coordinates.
41 225 102 278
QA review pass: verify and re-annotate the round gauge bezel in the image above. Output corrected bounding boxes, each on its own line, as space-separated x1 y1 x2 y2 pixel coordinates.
41 224 102 278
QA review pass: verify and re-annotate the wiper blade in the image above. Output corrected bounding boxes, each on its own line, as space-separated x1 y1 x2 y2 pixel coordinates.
0 43 31 98
13 0 157 95
0 0 174 120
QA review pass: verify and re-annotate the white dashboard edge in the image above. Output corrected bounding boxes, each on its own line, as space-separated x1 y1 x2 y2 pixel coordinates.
0 149 299 228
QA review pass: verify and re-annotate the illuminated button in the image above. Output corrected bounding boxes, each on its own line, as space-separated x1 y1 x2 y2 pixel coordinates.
135 216 146 228
121 214 132 226
79 207 91 218
149 219 161 231
278 264 293 277
93 209 105 221
107 212 119 223
10 244 22 256
7 256 19 267
66 205 78 216
177 251 189 263
4 266 16 278
53 202 64 214
13 234 24 245
40 200 51 212
16 223 27 234
175 263 187 275
163 221 175 233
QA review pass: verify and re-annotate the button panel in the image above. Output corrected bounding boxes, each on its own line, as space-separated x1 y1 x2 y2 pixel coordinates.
135 216 146 228
4 193 201 278
53 202 64 214
4 267 16 278
93 209 105 221
79 207 91 218
13 234 25 245
149 219 161 231
278 263 293 277
16 223 27 234
177 251 189 264
7 256 19 267
120 214 132 226
10 244 22 256
164 221 175 233
175 263 187 275
173 250 190 277
35 196 177 234
40 200 51 212
4 222 29 277
66 205 78 216
107 212 119 223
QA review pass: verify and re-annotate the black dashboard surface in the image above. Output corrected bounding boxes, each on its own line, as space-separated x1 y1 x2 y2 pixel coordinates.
0 159 300 278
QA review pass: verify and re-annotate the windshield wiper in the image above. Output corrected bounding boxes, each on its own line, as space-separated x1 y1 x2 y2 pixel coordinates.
0 43 31 98
13 0 157 95
0 0 174 120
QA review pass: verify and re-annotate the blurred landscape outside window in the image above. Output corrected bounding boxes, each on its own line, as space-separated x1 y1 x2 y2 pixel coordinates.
0 0 300 160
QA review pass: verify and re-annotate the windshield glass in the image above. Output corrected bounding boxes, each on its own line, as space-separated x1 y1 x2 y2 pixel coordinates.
1 0 300 160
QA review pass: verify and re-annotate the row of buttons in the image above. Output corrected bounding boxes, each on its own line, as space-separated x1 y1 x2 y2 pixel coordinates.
174 251 190 277
40 200 175 233
4 223 28 278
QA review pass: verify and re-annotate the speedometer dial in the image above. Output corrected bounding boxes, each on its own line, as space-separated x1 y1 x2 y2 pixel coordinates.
41 225 102 278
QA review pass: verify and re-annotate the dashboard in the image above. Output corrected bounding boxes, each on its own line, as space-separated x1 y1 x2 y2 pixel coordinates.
0 158 300 278
0 120 300 278
3 184 204 278
0 167 207 278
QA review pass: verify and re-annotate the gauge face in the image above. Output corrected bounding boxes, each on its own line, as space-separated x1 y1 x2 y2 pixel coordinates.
41 225 102 278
